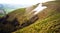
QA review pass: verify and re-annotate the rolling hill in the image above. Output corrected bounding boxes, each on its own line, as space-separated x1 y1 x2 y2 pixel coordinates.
12 1 60 33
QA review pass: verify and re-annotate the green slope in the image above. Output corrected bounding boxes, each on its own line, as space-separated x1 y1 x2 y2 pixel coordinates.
7 8 26 21
13 1 60 33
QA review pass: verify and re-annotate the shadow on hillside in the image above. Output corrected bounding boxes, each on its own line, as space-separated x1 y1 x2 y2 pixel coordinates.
0 15 39 33
19 15 39 29
0 15 20 33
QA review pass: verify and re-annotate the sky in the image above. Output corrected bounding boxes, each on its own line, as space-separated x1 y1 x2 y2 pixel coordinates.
0 0 54 5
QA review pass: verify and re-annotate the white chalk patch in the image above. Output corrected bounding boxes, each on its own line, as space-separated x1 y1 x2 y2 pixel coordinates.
32 4 47 15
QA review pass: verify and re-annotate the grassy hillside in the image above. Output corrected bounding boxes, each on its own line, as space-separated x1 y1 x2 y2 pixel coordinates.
13 1 60 33
7 8 26 21
0 3 39 33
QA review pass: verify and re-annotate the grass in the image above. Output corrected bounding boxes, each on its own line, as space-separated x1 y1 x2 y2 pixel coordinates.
12 12 60 33
12 1 60 33
7 8 26 21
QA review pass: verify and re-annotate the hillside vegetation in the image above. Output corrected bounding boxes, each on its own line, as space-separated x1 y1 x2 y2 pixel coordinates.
13 1 60 33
